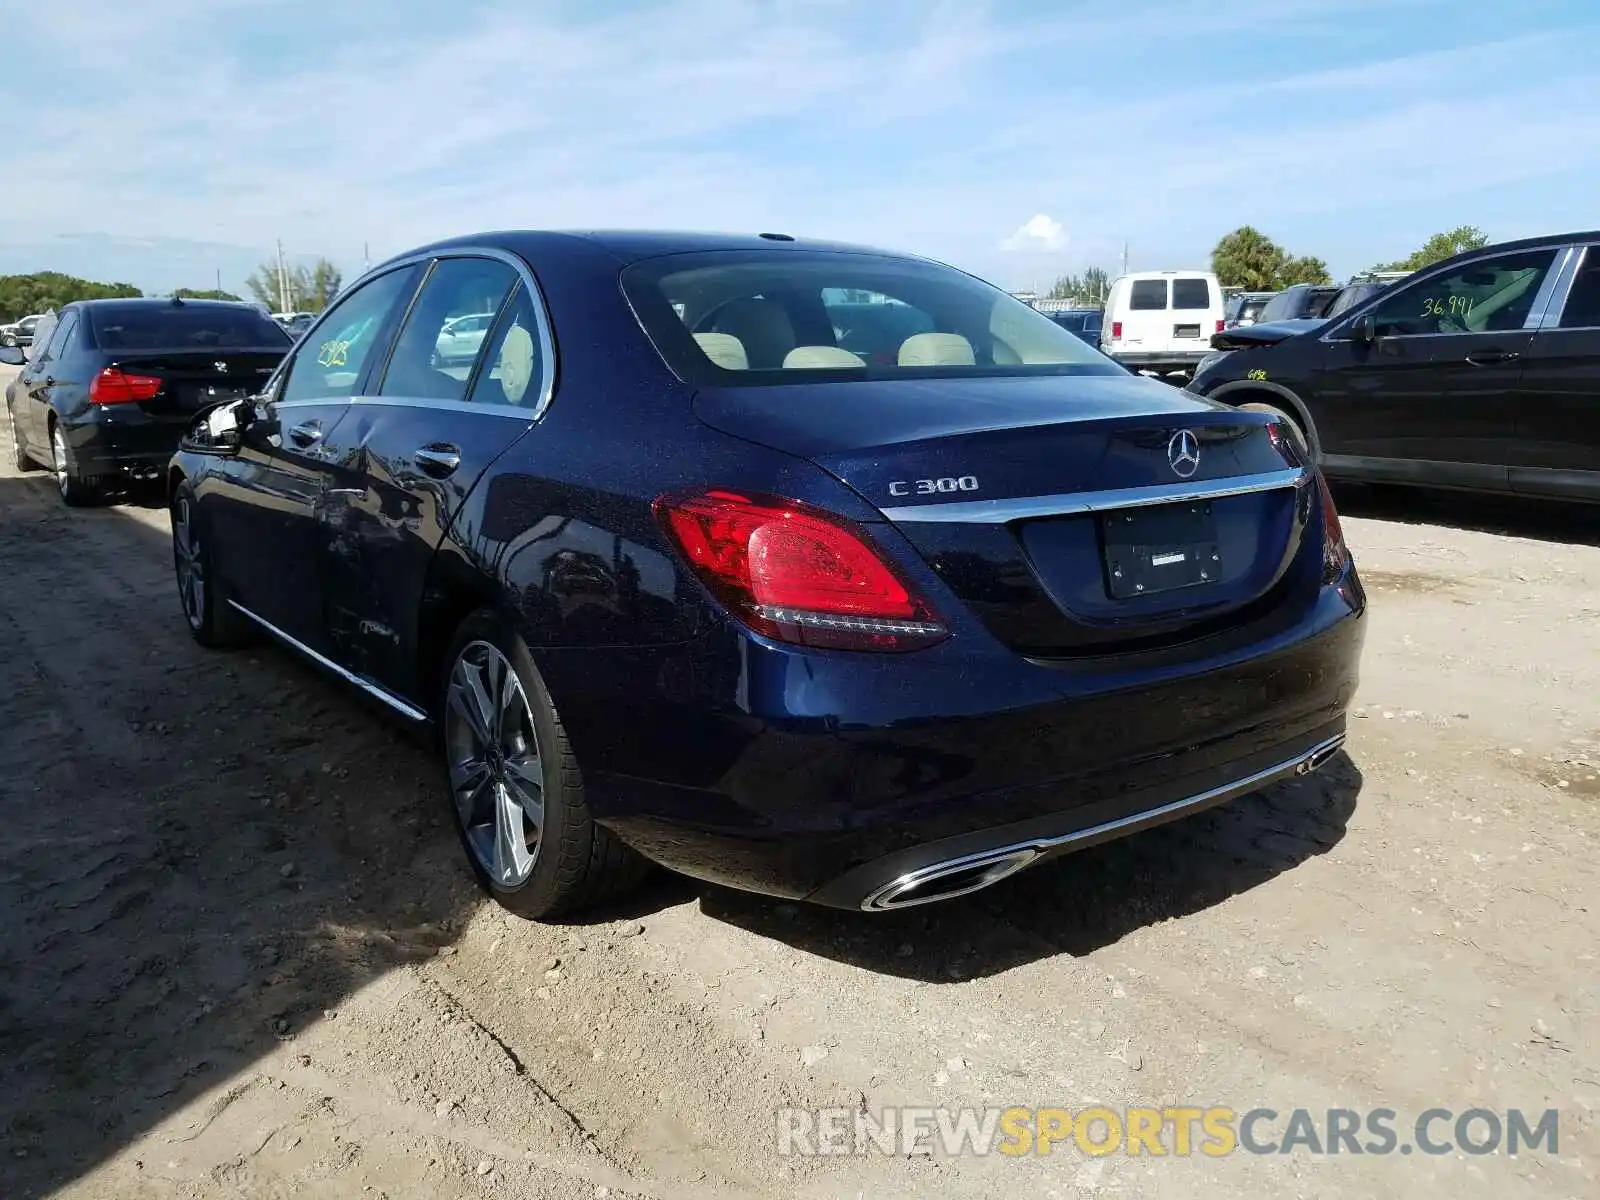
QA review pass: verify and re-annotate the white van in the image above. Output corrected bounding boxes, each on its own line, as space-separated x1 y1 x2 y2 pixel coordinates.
1100 270 1224 375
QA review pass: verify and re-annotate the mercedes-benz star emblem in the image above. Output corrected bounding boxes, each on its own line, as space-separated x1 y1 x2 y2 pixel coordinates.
1167 429 1201 479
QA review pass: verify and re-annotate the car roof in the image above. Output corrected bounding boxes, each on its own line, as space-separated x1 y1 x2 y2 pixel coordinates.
388 229 923 269
71 297 265 311
1116 269 1216 281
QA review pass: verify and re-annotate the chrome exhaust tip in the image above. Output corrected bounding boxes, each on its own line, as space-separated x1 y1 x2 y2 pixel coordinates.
861 846 1042 912
1296 734 1346 775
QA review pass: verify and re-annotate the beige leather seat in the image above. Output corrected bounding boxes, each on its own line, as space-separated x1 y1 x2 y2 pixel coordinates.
898 332 976 366
782 345 865 369
693 332 749 371
708 298 796 369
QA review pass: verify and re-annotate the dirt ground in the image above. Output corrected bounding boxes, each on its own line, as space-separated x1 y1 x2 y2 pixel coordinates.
1 363 1596 1198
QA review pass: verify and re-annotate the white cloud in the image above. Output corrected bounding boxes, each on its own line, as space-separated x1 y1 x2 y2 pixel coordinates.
1000 214 1068 253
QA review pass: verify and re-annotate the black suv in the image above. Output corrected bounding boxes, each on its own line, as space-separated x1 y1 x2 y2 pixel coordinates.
1189 231 1600 502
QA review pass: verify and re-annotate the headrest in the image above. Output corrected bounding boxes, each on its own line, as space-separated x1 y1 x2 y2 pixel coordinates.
497 322 536 404
693 331 749 371
782 345 866 369
898 332 975 367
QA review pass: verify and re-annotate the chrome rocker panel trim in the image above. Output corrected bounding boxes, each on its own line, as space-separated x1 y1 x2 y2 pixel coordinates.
228 600 429 723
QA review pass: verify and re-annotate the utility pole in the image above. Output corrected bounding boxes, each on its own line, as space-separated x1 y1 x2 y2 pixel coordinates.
363 242 371 273
215 268 222 296
1121 241 1129 277
276 238 289 314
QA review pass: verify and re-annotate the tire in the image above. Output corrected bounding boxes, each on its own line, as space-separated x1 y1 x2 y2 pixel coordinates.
171 484 253 648
6 402 38 472
1235 400 1315 460
439 609 649 919
49 420 100 507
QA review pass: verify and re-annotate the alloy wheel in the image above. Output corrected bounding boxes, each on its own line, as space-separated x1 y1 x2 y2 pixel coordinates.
51 426 68 496
444 640 544 887
172 496 206 631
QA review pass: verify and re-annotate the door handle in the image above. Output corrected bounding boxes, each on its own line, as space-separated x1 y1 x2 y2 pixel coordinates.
413 444 461 477
1465 350 1519 366
287 419 323 446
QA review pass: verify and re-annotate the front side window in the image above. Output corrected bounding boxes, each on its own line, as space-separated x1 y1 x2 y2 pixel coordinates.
1367 250 1558 337
622 250 1119 387
281 267 417 402
1171 278 1212 310
1128 280 1168 311
379 257 519 402
1557 248 1600 329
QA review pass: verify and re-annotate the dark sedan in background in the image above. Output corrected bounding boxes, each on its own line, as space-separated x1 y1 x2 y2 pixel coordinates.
168 230 1364 919
1189 230 1600 502
1044 306 1104 346
3 298 291 504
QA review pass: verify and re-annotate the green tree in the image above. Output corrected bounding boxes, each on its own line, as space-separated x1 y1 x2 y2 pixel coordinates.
1046 273 1081 300
1278 255 1332 286
0 271 142 322
1211 226 1287 291
1079 266 1110 305
1211 228 1334 290
1044 266 1110 304
171 287 242 301
245 255 344 312
1377 225 1489 273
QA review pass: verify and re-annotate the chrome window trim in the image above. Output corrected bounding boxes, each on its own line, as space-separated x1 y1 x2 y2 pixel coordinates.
366 247 558 420
879 467 1307 524
263 246 559 421
1318 244 1568 343
1541 243 1600 331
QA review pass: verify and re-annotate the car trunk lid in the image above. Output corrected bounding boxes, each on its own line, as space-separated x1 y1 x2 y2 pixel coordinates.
100 351 283 422
693 374 1316 657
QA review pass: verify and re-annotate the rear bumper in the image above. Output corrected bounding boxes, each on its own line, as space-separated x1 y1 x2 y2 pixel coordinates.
62 410 188 475
1108 349 1210 372
544 575 1367 908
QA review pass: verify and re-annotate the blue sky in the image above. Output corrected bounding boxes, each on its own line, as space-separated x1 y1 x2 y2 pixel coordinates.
1 0 1597 298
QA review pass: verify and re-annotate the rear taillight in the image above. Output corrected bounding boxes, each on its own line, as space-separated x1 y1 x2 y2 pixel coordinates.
1215 319 1225 334
1318 472 1350 584
1111 321 1123 340
654 488 948 652
89 368 161 405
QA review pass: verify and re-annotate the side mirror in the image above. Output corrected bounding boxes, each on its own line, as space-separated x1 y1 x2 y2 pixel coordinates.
1349 314 1377 343
0 345 24 367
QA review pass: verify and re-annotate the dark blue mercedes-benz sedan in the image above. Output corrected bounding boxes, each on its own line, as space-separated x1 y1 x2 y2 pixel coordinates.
166 230 1366 918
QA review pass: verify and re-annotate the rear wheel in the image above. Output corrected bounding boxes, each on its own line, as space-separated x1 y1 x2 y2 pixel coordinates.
50 421 99 506
172 484 252 648
6 402 37 472
439 610 648 919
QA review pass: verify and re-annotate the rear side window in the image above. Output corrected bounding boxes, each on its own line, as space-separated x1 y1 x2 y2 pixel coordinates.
90 304 292 351
1171 278 1212 310
38 313 76 361
1558 250 1600 329
379 256 519 402
1128 280 1168 310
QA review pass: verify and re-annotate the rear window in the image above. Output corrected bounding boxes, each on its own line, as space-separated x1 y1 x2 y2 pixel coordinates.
1128 280 1168 310
1172 278 1212 310
620 250 1121 387
89 304 293 351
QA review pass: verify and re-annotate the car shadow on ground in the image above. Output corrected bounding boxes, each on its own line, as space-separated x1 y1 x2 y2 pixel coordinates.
698 752 1363 981
0 472 484 1198
1331 480 1600 547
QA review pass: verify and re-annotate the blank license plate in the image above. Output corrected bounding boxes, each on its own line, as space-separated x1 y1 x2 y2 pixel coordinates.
1102 502 1221 598
1173 323 1202 339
